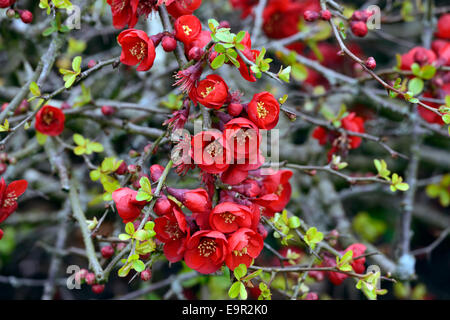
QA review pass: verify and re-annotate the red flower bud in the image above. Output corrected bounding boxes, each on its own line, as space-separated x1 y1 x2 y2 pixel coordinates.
91 284 105 294
161 36 177 52
167 0 202 18
153 195 175 216
227 103 243 117
101 246 114 259
166 187 211 213
365 57 376 69
35 105 65 136
140 269 152 281
320 10 332 21
112 188 146 223
174 15 201 44
87 59 97 68
19 10 33 24
101 105 116 116
350 21 368 37
188 46 204 61
436 14 450 39
0 0 15 9
115 161 128 175
85 273 95 285
305 292 319 300
6 8 15 18
304 10 320 22
150 164 164 182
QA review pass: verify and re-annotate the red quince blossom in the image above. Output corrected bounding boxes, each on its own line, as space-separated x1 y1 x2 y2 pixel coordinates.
256 169 293 216
107 0 139 29
190 130 231 174
435 14 450 40
166 187 212 213
209 202 254 234
220 151 265 185
184 230 228 274
167 0 202 18
154 206 190 262
35 105 65 136
174 15 202 44
112 188 147 223
223 117 261 161
225 227 264 270
345 243 367 274
247 92 280 130
229 0 258 18
118 29 156 71
190 75 229 109
0 177 28 240
153 195 178 216
400 47 436 70
322 256 348 285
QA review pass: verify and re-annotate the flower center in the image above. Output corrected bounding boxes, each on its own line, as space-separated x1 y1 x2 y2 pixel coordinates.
233 247 248 257
183 25 192 35
200 86 214 98
43 111 54 125
205 141 223 158
3 192 17 208
113 0 126 12
256 102 269 119
235 129 253 145
129 41 146 61
220 212 236 224
165 223 181 241
198 239 217 257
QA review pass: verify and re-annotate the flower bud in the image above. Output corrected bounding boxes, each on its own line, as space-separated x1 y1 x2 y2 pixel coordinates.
218 20 230 29
19 10 33 24
92 284 105 294
0 0 15 9
350 21 368 37
140 269 152 281
153 196 174 216
188 46 204 61
150 164 165 182
88 59 97 68
6 8 15 18
227 103 243 116
101 246 114 259
85 273 95 285
320 10 332 21
101 105 116 116
365 57 376 69
161 36 177 52
166 187 211 213
303 10 320 22
115 161 128 175
60 102 71 110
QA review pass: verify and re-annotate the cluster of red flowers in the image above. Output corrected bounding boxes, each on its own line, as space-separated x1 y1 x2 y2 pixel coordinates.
312 112 365 161
0 177 28 240
108 0 298 274
398 13 450 125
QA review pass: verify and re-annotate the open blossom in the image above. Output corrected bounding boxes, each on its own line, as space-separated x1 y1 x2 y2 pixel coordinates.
209 202 253 234
107 0 139 29
400 46 436 70
190 75 229 109
223 117 260 161
225 228 263 270
0 177 28 240
167 0 202 18
154 206 190 262
118 29 156 71
190 130 230 174
112 188 147 223
435 14 450 40
184 230 228 274
345 243 367 274
35 105 65 136
247 92 280 130
174 15 202 44
230 0 258 18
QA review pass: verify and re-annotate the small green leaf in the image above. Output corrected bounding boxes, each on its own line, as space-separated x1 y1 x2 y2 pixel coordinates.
408 78 424 96
72 56 82 73
233 264 247 281
125 222 135 235
228 281 241 298
132 260 145 272
29 81 41 97
211 54 226 69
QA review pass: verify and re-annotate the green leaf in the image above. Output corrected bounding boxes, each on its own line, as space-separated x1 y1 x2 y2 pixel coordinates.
211 54 226 69
421 65 436 80
118 233 131 241
134 230 150 241
72 56 82 73
125 222 135 235
118 263 132 277
139 177 152 194
86 141 104 154
36 131 48 145
288 216 301 229
239 282 248 300
233 264 247 281
132 260 145 272
228 281 241 298
136 190 152 202
410 63 421 76
408 78 424 96
89 170 101 181
278 66 291 83
235 30 246 44
64 74 77 88
29 81 41 97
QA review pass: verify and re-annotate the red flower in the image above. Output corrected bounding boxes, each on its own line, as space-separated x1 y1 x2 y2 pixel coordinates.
174 61 203 93
153 195 178 216
436 14 450 39
190 75 229 109
220 151 265 185
223 117 260 161
237 49 260 82
247 92 280 130
259 169 293 216
0 177 27 225
184 230 228 274
118 29 156 71
230 0 258 18
35 105 65 136
184 30 211 54
225 228 263 270
167 0 202 18
166 187 211 213
342 113 365 149
107 0 139 29
112 188 147 223
322 256 347 285
400 47 436 70
190 130 230 174
174 15 202 44
345 243 367 274
209 202 253 234
154 206 190 262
